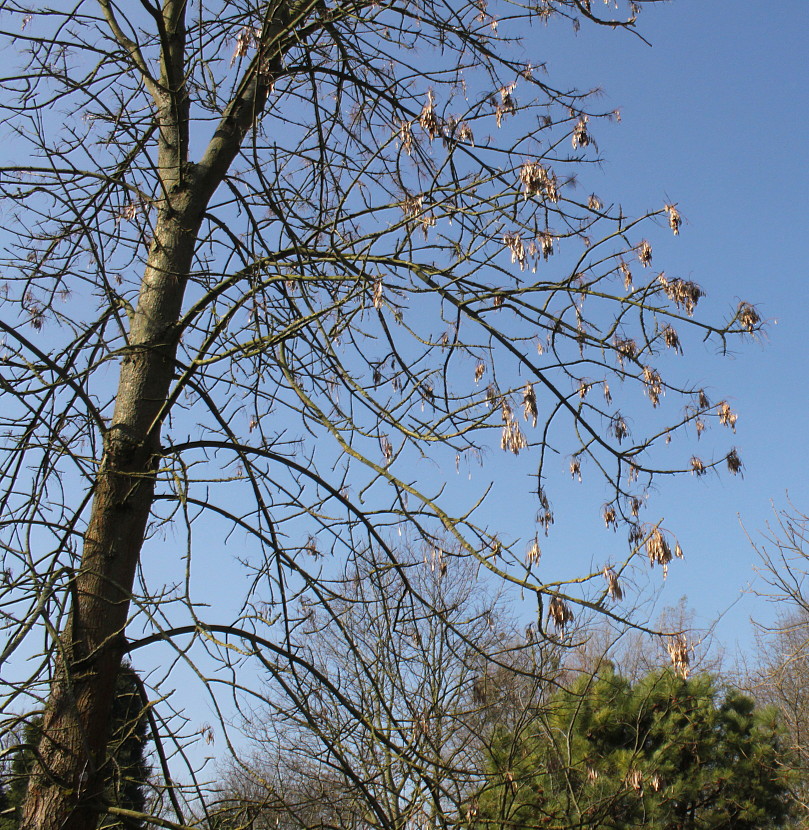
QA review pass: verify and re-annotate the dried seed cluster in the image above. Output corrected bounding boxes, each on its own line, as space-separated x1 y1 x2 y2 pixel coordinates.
667 633 691 679
638 240 652 267
658 274 704 315
661 324 682 353
548 596 574 629
503 231 527 270
611 413 628 443
726 447 743 475
603 565 623 601
496 83 517 127
519 161 560 202
736 301 760 332
646 528 683 578
643 366 663 407
619 260 633 290
572 116 590 149
526 536 541 565
613 336 638 364
522 383 538 427
419 90 441 140
501 398 528 455
665 203 681 235
717 401 737 431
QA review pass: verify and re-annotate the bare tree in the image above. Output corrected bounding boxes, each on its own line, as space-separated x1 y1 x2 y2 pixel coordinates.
747 508 809 819
0 1 757 828
213 548 549 830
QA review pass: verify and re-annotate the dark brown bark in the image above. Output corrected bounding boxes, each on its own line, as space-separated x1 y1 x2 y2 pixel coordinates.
17 2 316 826
17 16 285 830
18 204 202 830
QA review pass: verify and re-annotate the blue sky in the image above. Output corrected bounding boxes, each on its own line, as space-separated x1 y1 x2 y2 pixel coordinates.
503 0 809 653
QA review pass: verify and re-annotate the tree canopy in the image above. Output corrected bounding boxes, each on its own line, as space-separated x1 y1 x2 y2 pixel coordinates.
476 666 793 829
0 0 759 828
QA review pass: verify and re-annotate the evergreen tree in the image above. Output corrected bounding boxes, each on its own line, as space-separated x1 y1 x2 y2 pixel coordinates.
0 665 150 829
476 666 793 829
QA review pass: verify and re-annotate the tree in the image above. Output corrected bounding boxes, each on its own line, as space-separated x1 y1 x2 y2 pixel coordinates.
0 665 151 830
475 666 793 830
746 507 809 820
211 547 556 830
0 1 758 828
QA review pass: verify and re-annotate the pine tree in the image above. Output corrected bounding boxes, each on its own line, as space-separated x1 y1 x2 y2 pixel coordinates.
476 666 793 829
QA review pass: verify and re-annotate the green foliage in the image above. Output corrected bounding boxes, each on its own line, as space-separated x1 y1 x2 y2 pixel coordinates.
0 664 150 829
475 666 792 829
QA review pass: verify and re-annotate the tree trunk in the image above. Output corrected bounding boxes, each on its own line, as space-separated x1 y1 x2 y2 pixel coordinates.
19 203 202 830
17 3 301 826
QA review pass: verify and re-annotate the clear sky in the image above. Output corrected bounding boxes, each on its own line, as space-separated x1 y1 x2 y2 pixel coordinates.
498 0 809 655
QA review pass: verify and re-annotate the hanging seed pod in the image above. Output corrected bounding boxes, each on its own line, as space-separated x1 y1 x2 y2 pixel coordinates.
548 596 574 629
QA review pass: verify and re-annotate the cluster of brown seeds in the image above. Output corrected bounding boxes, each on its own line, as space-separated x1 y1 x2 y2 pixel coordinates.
526 536 541 565
611 413 629 443
613 336 638 364
646 528 683 577
726 448 743 475
736 301 761 332
519 161 560 202
638 240 653 267
522 383 538 427
496 83 517 127
619 260 633 290
643 366 663 407
657 274 704 315
400 193 423 218
458 121 475 144
380 435 393 465
532 231 555 260
665 203 682 235
548 596 574 629
603 565 623 601
571 116 591 149
231 26 259 63
503 231 527 270
419 90 441 140
661 324 682 353
501 398 528 455
425 546 447 576
667 633 691 679
399 120 414 155
717 401 737 431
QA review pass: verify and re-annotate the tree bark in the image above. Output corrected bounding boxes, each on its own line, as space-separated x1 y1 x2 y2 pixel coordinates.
18 2 306 826
18 201 202 830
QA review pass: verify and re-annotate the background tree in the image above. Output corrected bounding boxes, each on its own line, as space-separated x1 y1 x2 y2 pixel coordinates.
0 1 759 828
746 507 809 820
476 666 792 829
210 547 554 830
